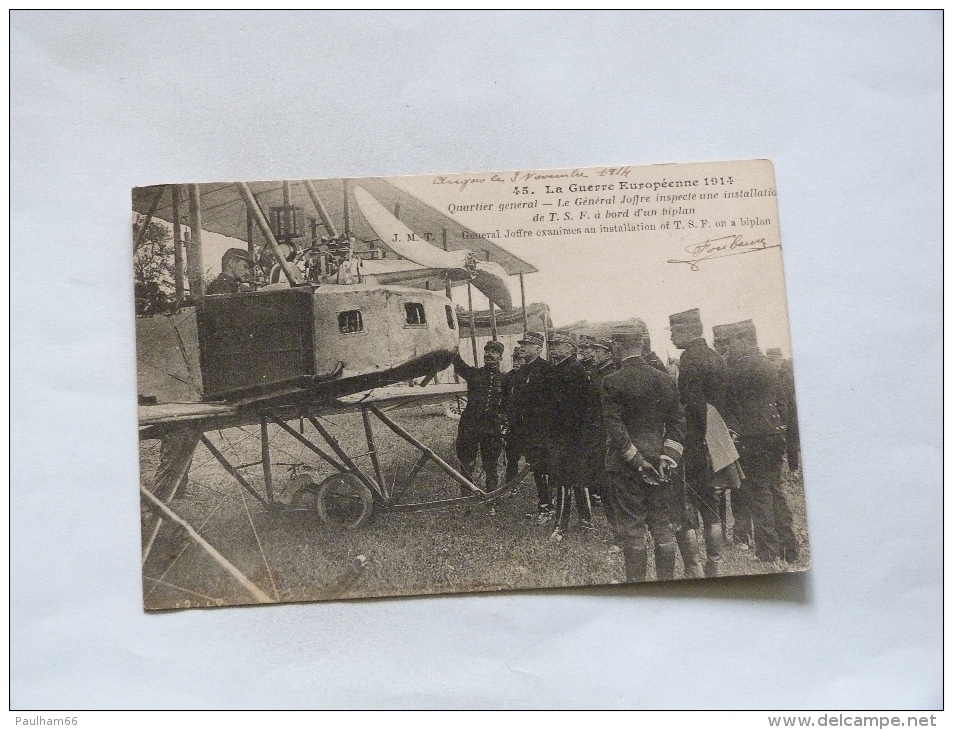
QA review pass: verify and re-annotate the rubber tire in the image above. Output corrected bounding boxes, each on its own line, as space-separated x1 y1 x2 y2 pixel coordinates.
315 473 375 530
445 395 467 421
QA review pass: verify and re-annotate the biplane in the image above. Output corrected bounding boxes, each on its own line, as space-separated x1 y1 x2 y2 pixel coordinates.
132 176 539 607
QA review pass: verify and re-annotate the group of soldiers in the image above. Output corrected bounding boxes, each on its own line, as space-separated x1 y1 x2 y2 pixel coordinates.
450 307 802 582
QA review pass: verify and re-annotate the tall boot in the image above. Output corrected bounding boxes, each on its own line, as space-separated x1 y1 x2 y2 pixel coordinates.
704 522 726 577
484 462 499 493
655 538 678 581
505 457 519 488
551 485 570 540
534 468 552 511
622 544 648 582
575 486 594 530
676 528 705 578
459 460 476 498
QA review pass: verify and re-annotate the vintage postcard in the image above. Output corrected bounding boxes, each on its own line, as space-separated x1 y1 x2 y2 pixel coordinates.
134 159 809 610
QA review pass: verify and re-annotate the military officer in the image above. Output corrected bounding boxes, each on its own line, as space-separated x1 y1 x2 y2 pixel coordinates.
579 337 618 508
503 345 527 489
506 332 555 520
602 322 686 582
206 248 255 295
670 308 730 577
451 341 507 496
710 322 745 541
641 332 669 374
547 332 600 540
767 348 801 472
726 321 800 564
712 323 733 359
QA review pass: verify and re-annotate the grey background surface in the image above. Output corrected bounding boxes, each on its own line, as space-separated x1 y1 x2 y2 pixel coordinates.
10 11 941 709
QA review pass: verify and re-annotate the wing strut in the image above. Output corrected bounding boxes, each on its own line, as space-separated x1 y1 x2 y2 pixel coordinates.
303 179 339 239
187 184 206 298
235 183 304 285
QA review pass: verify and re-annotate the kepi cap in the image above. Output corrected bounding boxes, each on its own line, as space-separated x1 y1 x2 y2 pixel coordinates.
727 319 757 345
548 331 577 348
517 331 545 347
712 324 732 340
610 319 647 339
669 308 702 329
484 340 505 355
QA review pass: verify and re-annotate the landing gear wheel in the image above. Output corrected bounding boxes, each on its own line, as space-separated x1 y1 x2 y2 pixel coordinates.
315 473 375 530
445 395 467 421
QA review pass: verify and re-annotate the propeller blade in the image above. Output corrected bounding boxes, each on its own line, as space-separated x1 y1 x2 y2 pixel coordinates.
472 261 513 309
353 186 470 270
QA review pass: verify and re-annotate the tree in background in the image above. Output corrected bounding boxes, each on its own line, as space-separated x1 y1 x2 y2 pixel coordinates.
133 215 177 316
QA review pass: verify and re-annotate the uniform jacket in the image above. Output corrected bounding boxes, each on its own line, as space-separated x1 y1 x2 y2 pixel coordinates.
677 338 729 451
548 356 598 444
645 350 669 374
585 359 619 441
602 356 686 473
206 273 241 295
452 352 506 438
504 355 552 445
725 350 785 438
582 359 619 476
778 360 798 438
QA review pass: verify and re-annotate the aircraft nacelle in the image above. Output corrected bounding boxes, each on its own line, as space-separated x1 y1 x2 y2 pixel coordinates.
136 284 460 406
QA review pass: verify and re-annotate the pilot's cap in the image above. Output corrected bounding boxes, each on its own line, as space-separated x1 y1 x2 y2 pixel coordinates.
517 332 545 347
484 340 505 355
222 248 254 267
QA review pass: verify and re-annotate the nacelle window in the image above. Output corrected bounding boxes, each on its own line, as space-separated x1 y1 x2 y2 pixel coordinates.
445 305 456 330
338 310 364 334
404 302 426 326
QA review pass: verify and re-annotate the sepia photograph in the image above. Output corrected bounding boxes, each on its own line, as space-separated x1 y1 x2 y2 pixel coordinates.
135 159 809 609
13 9 939 711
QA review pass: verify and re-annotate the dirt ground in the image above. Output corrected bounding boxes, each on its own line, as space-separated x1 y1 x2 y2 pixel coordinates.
140 404 810 610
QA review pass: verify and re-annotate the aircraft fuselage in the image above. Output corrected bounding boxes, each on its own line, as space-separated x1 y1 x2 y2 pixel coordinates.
136 284 459 407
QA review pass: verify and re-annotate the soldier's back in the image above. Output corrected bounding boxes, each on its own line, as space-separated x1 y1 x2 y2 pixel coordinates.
727 352 783 437
603 357 684 469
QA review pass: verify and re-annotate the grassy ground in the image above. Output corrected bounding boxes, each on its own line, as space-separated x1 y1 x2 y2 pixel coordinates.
140 404 810 610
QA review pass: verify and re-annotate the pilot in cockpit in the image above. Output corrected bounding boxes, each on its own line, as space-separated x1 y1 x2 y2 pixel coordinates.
207 248 255 295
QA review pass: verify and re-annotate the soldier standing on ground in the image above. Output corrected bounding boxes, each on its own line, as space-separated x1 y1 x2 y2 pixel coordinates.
602 322 686 582
726 322 800 565
502 345 527 490
670 308 729 577
641 332 669 374
451 341 507 498
506 332 555 522
712 322 749 545
768 348 801 473
579 337 618 509
547 332 599 541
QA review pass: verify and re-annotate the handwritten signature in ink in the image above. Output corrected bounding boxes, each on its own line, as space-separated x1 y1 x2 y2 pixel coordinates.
667 235 780 271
